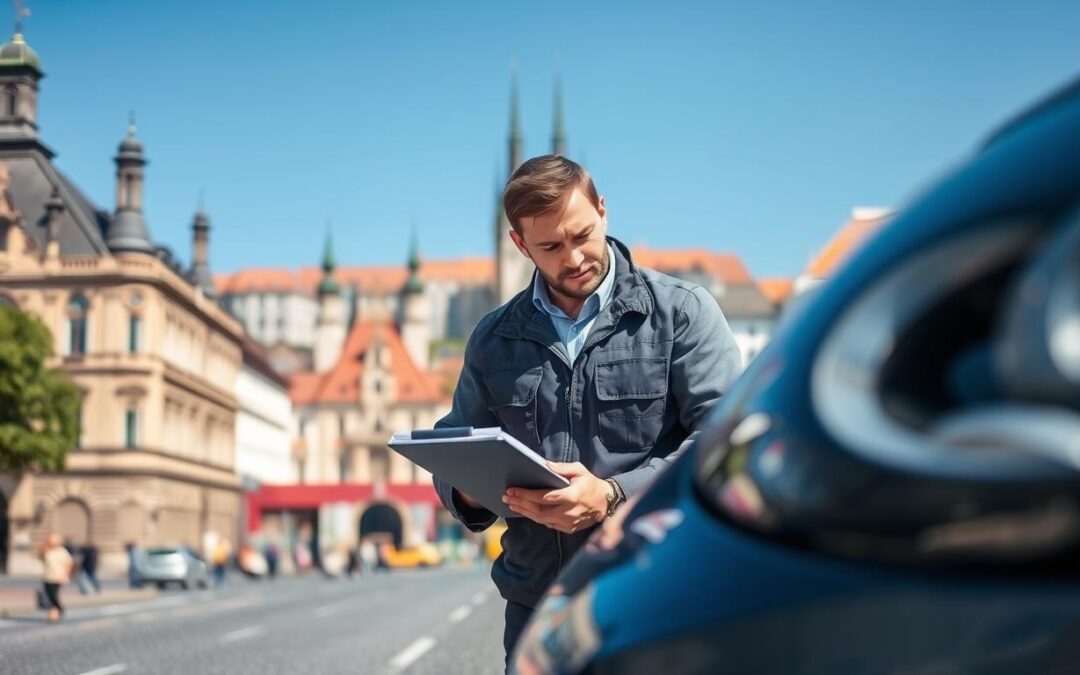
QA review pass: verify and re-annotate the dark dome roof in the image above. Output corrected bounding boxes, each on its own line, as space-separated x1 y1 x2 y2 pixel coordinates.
0 34 41 72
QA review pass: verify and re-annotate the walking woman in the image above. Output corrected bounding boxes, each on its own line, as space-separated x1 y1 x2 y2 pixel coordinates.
40 533 73 623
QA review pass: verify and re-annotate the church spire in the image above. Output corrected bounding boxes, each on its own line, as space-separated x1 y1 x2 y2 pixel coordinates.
189 198 215 297
508 61 522 175
551 70 565 157
403 227 423 294
318 222 340 296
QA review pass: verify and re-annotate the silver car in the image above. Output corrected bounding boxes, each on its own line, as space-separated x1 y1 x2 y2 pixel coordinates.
138 546 210 590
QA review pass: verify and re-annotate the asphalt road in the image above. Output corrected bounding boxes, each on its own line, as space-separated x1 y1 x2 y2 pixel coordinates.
0 566 505 675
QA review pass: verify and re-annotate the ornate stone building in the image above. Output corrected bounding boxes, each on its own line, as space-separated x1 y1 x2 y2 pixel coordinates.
0 30 244 574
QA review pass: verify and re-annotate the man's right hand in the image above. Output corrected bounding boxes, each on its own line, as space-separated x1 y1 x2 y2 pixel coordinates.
454 488 483 510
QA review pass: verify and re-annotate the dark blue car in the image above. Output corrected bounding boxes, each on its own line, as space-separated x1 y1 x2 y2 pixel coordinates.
512 75 1080 674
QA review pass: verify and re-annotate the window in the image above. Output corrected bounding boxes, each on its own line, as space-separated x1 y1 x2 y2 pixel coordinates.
4 85 15 117
338 452 350 484
128 314 141 353
67 295 89 356
125 408 139 449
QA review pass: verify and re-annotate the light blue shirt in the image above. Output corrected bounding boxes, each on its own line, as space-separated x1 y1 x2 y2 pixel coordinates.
532 244 617 364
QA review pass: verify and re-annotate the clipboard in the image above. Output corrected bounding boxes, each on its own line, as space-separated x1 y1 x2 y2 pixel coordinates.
388 426 570 519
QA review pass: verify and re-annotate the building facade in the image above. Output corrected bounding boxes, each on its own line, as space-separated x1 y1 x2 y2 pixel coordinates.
0 31 244 574
235 338 294 486
241 240 452 557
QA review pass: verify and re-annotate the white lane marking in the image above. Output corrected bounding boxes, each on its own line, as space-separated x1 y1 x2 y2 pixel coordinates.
170 595 259 619
389 636 437 669
76 665 128 675
220 625 266 643
94 594 191 617
448 605 472 623
470 592 488 606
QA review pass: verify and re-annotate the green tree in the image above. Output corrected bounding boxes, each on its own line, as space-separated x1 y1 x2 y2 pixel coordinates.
0 305 80 471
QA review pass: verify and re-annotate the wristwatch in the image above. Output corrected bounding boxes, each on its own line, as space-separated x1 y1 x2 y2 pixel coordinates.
603 478 626 518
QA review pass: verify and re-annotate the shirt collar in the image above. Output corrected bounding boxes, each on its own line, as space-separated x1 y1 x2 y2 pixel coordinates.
532 244 616 323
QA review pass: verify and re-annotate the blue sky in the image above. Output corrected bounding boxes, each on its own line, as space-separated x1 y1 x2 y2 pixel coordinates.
20 0 1080 278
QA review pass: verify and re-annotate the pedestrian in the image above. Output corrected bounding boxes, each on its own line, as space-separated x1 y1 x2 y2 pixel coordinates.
125 541 142 589
359 540 377 575
293 539 311 575
39 533 73 623
77 540 100 594
431 155 742 669
345 544 358 579
211 537 231 587
264 542 279 580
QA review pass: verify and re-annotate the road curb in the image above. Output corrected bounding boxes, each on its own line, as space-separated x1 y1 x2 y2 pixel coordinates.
0 587 158 617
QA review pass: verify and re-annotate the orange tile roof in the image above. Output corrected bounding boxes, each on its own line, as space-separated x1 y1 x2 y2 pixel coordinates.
758 278 794 306
287 320 443 407
807 209 890 279
631 245 754 285
218 258 496 296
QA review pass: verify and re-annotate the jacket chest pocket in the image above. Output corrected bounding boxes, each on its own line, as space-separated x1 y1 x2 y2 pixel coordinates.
485 366 544 449
595 356 668 452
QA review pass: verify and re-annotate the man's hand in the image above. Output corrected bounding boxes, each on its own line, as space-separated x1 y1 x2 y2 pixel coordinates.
502 462 611 534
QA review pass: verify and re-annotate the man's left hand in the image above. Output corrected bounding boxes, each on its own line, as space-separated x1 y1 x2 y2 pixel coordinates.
503 462 610 534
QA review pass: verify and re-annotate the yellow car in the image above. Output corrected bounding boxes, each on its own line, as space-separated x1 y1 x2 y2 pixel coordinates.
484 520 507 561
379 542 443 569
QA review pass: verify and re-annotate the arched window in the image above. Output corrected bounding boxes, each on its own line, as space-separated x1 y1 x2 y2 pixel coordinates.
125 407 139 448
4 85 16 117
67 295 89 356
128 314 141 353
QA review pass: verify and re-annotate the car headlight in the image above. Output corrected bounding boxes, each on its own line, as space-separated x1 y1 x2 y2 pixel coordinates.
512 585 600 675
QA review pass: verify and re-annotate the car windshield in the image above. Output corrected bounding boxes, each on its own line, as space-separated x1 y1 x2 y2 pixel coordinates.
147 549 180 557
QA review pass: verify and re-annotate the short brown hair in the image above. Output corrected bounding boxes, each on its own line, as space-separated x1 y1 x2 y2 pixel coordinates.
502 155 600 234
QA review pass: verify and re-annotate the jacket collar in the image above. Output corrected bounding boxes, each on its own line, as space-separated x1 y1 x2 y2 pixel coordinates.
495 236 653 341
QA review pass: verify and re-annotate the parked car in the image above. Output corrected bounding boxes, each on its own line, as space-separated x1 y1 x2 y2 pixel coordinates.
378 542 443 569
513 74 1080 674
138 546 211 590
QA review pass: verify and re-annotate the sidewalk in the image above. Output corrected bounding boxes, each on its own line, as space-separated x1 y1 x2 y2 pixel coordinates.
0 584 157 617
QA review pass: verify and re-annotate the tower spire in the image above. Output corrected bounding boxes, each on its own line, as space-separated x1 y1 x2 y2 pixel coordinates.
318 221 340 296
13 0 28 36
508 59 522 175
190 201 215 297
551 67 565 157
107 116 153 253
403 226 423 294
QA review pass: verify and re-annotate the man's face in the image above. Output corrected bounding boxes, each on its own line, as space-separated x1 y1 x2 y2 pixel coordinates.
510 188 609 302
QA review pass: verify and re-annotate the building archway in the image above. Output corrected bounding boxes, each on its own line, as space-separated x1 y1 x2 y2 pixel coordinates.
54 498 91 546
358 502 403 548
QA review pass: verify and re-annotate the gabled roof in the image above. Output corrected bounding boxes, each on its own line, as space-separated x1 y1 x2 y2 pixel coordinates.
631 245 754 285
758 278 794 306
806 208 890 279
288 320 442 407
217 257 496 296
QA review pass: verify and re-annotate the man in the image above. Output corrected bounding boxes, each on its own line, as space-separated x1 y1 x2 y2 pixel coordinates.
77 540 100 594
433 155 742 666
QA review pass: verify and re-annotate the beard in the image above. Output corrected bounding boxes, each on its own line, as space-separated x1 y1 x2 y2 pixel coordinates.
539 250 611 301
